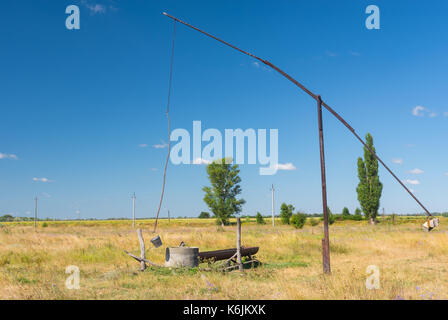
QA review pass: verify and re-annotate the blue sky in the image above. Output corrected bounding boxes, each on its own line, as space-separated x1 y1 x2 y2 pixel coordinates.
1 0 447 219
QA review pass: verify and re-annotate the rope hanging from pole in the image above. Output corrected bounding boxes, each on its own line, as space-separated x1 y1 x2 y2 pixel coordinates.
161 12 433 219
153 20 176 233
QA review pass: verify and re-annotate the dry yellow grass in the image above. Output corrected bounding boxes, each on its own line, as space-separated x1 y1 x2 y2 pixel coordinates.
0 217 447 300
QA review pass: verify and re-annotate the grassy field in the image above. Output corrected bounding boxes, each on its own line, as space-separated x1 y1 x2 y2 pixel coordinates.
0 216 447 300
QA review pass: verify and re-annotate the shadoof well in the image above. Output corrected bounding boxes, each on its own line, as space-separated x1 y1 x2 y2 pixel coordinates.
125 218 261 272
152 12 439 275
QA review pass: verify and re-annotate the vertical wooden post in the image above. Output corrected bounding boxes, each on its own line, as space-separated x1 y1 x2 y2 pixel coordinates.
236 218 243 272
132 193 136 228
137 229 146 271
317 95 331 274
34 196 38 230
271 184 275 228
168 210 171 223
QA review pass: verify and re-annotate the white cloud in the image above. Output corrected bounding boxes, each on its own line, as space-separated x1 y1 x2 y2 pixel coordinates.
429 112 438 118
82 1 107 14
392 158 403 165
349 51 360 56
275 163 297 171
405 179 420 185
32 177 53 183
325 51 337 57
444 112 448 117
138 144 148 148
444 172 448 177
252 61 260 68
153 143 168 149
193 158 211 165
412 106 426 116
0 153 18 160
409 168 424 175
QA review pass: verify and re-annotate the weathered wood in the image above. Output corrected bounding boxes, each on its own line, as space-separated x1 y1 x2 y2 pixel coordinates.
236 218 243 272
124 250 163 268
198 247 259 262
137 229 146 271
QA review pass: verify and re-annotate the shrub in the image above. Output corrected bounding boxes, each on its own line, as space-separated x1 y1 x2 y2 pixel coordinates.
309 218 319 226
320 207 335 225
256 212 265 225
290 212 307 229
354 208 363 221
280 203 294 225
42 222 48 228
342 207 351 219
198 211 210 219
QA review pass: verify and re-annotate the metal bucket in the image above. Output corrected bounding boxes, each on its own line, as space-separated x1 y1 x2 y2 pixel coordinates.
165 247 199 268
150 235 162 248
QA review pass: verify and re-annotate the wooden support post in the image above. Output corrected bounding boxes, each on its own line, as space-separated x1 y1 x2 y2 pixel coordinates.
317 95 331 274
137 229 146 271
236 217 243 272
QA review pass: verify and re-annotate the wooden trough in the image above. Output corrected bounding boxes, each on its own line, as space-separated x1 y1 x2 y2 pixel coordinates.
199 247 259 262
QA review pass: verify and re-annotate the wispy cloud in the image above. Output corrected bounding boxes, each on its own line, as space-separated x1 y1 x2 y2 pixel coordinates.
413 105 439 118
405 179 420 185
409 168 424 175
251 61 271 72
275 163 297 171
0 153 18 160
138 144 148 148
81 1 107 14
193 158 211 165
444 112 448 117
444 172 448 177
325 51 337 57
412 106 426 117
349 51 361 56
32 177 53 183
392 158 403 165
153 143 168 149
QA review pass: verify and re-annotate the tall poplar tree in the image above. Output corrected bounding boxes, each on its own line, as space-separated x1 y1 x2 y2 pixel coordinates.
357 133 383 224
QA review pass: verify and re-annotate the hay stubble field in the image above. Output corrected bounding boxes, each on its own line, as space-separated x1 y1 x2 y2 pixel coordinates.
1 217 447 300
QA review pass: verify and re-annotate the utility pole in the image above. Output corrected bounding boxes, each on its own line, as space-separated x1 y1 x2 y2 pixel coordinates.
34 196 38 230
168 210 171 223
271 184 275 227
132 193 136 228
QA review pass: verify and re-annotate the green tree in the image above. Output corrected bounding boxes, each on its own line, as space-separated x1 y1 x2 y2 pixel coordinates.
280 203 294 224
354 208 363 221
256 212 266 225
198 211 210 219
321 206 335 225
202 159 246 226
357 133 383 225
290 212 307 229
342 207 351 219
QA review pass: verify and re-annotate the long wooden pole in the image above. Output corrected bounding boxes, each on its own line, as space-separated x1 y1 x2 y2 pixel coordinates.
34 196 38 230
132 193 136 228
137 229 146 271
317 96 331 274
271 184 275 228
161 12 433 219
236 218 243 272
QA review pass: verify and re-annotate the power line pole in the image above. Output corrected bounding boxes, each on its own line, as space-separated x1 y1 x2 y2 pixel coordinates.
168 210 171 223
271 184 275 227
132 193 136 228
34 196 38 230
